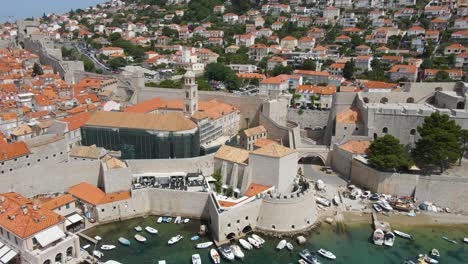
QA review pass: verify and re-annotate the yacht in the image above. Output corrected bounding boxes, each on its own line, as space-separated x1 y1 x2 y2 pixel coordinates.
299 249 321 264
168 234 183 245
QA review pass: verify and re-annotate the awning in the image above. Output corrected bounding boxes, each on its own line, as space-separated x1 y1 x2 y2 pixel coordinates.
0 245 10 259
0 250 18 263
34 226 66 247
65 213 84 227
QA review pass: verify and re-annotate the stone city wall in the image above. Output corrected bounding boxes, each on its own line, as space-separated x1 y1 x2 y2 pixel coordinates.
415 175 468 213
126 154 215 176
287 109 330 130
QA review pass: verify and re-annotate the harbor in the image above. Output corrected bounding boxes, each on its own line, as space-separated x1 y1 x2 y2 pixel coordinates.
81 215 468 264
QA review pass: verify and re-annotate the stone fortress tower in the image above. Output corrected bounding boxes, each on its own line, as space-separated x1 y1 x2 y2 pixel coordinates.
183 70 198 116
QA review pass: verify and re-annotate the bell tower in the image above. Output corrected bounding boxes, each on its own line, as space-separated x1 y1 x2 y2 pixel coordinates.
183 70 198 116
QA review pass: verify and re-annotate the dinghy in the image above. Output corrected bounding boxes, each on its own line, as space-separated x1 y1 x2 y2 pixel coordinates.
82 244 90 249
118 237 131 246
196 241 213 249
168 234 183 245
134 234 147 243
191 235 200 241
100 245 116 251
276 240 287 250
286 242 294 251
94 236 102 241
145 226 158 234
157 217 163 223
384 232 395 247
219 245 235 261
134 226 142 232
318 248 336 260
184 218 190 224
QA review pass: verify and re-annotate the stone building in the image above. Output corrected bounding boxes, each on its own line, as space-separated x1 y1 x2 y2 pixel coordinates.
239 126 267 151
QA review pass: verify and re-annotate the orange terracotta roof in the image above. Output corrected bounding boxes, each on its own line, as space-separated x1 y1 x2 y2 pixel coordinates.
362 81 397 89
68 182 130 206
293 70 330 76
59 112 91 131
336 108 361 124
40 194 75 211
339 140 371 154
244 183 271 197
253 138 277 148
0 141 30 161
295 84 337 95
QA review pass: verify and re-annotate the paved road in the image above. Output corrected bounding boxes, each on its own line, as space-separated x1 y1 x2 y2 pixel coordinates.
74 43 112 74
302 164 348 187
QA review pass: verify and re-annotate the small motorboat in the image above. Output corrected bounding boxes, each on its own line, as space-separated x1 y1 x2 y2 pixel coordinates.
134 234 147 243
174 216 182 224
431 248 440 258
384 232 395 247
94 236 102 241
191 253 202 264
442 236 458 244
196 241 213 249
318 248 336 260
248 236 261 248
230 244 244 259
145 226 158 234
361 190 371 198
157 217 163 223
277 239 287 250
82 244 90 249
118 237 131 246
299 260 307 264
93 250 104 259
333 196 340 205
373 229 385 246
421 254 439 264
100 245 116 251
299 249 320 264
316 197 331 207
158 261 166 264
239 239 253 250
394 230 413 240
373 204 383 213
464 237 468 243
191 235 200 241
286 242 294 251
168 234 183 245
210 248 221 264
134 226 142 232
369 193 380 201
184 218 190 224
252 234 265 245
377 200 393 211
219 245 235 261
166 217 172 223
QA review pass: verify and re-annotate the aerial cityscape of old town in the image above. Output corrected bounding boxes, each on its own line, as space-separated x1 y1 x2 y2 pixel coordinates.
0 0 467 263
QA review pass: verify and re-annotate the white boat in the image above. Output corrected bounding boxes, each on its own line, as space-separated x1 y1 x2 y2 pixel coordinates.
94 236 102 241
157 217 163 223
210 248 221 264
316 197 331 207
384 232 395 247
168 234 183 245
431 248 440 258
100 245 116 251
394 230 413 240
230 244 244 259
118 237 131 246
184 218 190 224
192 253 202 264
93 250 104 259
103 261 122 264
300 249 320 264
252 234 265 245
166 217 172 223
219 245 235 260
464 237 468 243
196 241 214 249
248 237 261 248
134 226 142 232
276 239 287 250
174 216 182 224
318 248 336 260
158 261 166 264
286 242 294 251
422 254 439 264
442 236 458 244
134 234 147 243
145 226 158 234
333 196 340 205
373 229 385 246
377 200 393 211
239 239 253 250
373 204 383 212
82 244 90 249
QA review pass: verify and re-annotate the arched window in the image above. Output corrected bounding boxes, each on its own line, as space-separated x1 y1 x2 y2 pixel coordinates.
66 247 73 257
382 127 388 134
406 97 414 103
410 129 416 136
363 97 369 103
43 260 51 264
457 102 465 109
373 133 378 140
380 97 388 104
55 253 62 263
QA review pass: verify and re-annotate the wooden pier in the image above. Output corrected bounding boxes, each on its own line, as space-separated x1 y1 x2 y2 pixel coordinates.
372 213 391 232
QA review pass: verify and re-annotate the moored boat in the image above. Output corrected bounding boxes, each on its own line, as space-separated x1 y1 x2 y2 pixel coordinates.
157 217 163 223
248 237 261 248
100 245 116 251
464 237 468 243
94 236 102 241
373 204 383 213
118 237 131 246
376 200 393 211
210 248 221 264
191 235 200 241
134 226 142 232
299 249 320 264
168 234 183 245
230 244 244 259
442 236 458 244
318 248 336 260
192 253 202 264
252 234 265 245
174 216 182 224
316 197 331 207
276 239 287 250
184 218 190 224
431 248 440 258
145 226 158 234
422 254 439 264
239 239 253 250
286 242 294 251
219 245 235 261
373 229 385 246
134 234 147 243
166 217 172 223
394 230 413 240
384 232 395 247
82 244 90 249
333 196 340 205
196 241 213 249
93 250 104 259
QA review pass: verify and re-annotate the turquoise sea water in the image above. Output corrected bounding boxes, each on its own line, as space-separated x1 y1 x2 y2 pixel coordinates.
83 216 468 264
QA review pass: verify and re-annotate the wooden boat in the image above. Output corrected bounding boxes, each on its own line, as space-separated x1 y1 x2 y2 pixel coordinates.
191 253 202 264
442 236 458 244
373 229 385 246
100 245 116 251
248 236 261 248
118 237 131 246
239 239 253 250
134 226 142 232
145 226 158 234
252 234 265 245
384 232 395 247
219 245 235 260
134 234 147 243
93 250 104 259
394 230 413 240
210 248 221 264
196 241 213 249
277 239 287 250
299 249 320 264
230 244 244 259
286 242 294 251
168 234 183 245
157 217 163 223
318 248 336 260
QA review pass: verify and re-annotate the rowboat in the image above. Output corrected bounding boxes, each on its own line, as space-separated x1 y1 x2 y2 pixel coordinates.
191 253 202 264
118 237 131 246
394 230 413 240
134 234 147 243
276 239 287 250
184 218 190 224
286 242 293 251
157 217 163 223
191 235 200 241
210 248 221 264
94 236 102 241
100 245 116 251
134 226 142 232
196 241 213 249
239 239 253 250
168 234 183 245
318 248 336 260
145 226 158 234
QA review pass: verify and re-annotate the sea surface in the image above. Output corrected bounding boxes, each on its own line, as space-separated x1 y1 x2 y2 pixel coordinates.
83 216 468 264
0 0 106 22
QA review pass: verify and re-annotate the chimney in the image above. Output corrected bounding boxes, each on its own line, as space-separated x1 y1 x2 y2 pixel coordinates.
22 207 28 215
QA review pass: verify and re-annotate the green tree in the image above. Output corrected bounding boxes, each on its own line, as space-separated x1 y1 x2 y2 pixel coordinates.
271 65 293 76
413 112 462 172
204 63 240 90
301 59 316 70
108 57 127 69
459 130 468 165
32 63 43 76
158 80 181 89
343 60 355 80
434 71 451 82
212 170 222 193
368 135 412 171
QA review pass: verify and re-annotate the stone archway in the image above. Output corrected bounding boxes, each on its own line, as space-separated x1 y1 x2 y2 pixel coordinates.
242 225 253 234
298 153 326 166
226 232 236 241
